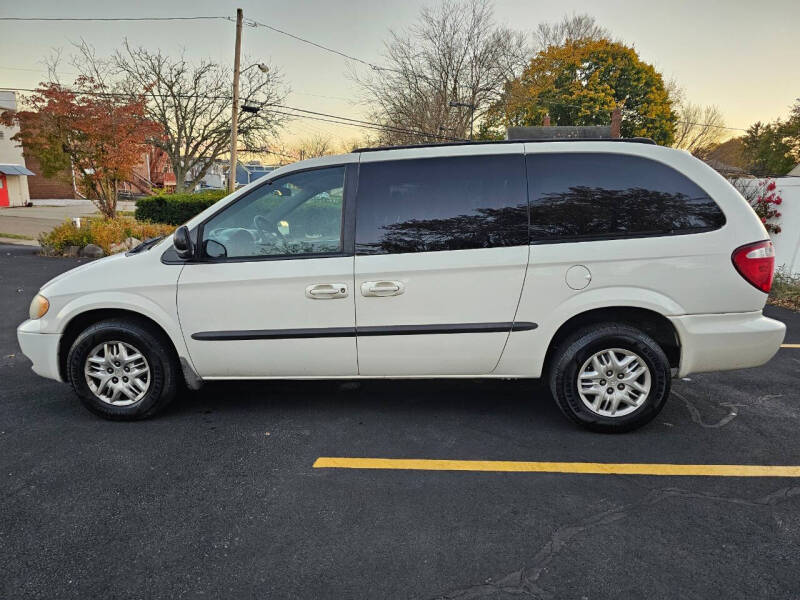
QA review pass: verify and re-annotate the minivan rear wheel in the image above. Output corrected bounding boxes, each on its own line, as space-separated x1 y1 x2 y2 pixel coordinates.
548 323 671 433
66 319 178 420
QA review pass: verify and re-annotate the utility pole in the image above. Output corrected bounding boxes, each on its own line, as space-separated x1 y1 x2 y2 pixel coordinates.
228 8 243 193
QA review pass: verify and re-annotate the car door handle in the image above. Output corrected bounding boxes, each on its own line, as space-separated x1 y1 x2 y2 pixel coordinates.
305 283 348 299
361 280 405 297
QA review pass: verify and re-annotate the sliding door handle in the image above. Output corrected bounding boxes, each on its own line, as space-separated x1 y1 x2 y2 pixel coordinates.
361 280 405 297
306 283 348 299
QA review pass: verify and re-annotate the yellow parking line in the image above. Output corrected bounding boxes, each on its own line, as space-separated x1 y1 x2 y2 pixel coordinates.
781 344 800 348
313 457 800 477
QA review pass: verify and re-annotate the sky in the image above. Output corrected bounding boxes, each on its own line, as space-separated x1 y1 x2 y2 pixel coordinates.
1 0 798 155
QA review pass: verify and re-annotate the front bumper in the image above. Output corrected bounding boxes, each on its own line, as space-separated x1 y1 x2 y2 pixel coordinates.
17 319 63 382
669 311 786 377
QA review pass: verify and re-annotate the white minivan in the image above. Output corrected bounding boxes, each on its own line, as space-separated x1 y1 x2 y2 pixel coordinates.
17 139 786 432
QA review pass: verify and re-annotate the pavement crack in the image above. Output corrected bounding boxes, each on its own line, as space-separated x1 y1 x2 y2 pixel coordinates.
672 390 743 428
431 485 800 600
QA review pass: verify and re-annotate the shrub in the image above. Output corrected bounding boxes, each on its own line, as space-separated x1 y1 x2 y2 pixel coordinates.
731 178 783 234
40 217 176 255
135 190 227 225
770 267 800 312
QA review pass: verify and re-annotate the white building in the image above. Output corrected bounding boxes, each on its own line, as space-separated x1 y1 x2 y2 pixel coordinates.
0 91 33 207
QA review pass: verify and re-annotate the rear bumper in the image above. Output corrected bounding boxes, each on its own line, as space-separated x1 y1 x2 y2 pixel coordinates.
17 319 63 382
669 311 786 377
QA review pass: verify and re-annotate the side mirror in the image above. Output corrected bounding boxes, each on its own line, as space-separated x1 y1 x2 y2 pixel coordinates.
173 226 194 259
204 239 227 259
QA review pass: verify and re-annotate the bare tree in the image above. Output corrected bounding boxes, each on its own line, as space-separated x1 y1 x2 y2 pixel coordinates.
107 41 289 192
291 135 336 160
533 13 612 50
669 85 727 157
354 0 528 145
673 102 727 157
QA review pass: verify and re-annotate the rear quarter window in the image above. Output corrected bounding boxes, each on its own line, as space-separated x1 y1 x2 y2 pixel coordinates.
527 153 725 243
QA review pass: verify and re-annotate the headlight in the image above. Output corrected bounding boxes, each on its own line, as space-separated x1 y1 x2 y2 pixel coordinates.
29 294 50 320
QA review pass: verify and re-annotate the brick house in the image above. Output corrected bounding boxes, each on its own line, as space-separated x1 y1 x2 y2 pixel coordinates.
119 148 176 196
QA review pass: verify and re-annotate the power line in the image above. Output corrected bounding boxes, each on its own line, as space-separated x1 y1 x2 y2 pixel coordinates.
0 16 228 22
2 83 749 133
247 18 391 74
3 15 747 133
0 86 464 142
677 120 747 132
0 66 353 102
0 65 81 76
253 18 755 132
272 104 462 140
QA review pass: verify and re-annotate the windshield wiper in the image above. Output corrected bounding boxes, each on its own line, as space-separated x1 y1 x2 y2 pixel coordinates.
128 236 165 255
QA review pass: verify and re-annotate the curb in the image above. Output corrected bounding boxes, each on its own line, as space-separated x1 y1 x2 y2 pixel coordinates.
0 237 40 247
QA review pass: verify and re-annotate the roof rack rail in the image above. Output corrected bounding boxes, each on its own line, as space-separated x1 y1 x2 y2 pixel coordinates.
353 137 656 153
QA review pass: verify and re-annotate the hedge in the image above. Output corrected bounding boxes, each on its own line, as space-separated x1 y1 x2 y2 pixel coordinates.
135 190 227 225
135 189 343 236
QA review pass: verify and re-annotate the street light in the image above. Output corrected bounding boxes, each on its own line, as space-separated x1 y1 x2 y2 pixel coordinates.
242 63 270 75
449 100 477 141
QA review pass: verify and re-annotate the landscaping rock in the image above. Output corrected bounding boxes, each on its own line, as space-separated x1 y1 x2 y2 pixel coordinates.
81 244 105 259
109 242 127 254
124 237 142 249
64 245 81 258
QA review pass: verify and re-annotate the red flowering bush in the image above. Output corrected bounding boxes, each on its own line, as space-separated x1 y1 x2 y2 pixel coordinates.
733 178 783 234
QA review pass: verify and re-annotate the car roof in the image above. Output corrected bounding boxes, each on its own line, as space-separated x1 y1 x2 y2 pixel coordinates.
266 137 674 179
353 138 656 153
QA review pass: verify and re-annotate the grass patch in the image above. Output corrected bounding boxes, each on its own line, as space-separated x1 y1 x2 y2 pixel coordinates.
0 232 35 240
769 267 800 312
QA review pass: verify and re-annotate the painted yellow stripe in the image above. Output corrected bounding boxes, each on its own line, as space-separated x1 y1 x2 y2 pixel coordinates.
781 344 800 348
313 457 800 477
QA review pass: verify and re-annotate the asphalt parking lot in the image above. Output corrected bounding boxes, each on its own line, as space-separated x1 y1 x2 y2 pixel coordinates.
2 243 799 599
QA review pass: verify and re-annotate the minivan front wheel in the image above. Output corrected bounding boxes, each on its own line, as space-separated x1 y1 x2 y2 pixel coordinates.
549 323 671 433
66 319 178 420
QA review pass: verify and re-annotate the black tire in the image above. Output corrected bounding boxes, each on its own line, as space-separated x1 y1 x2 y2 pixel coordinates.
66 319 179 420
548 322 671 433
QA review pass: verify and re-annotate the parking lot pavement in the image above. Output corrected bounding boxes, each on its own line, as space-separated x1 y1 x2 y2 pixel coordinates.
1 243 799 599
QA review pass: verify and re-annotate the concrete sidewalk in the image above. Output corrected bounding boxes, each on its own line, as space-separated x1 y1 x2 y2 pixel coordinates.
0 200 137 240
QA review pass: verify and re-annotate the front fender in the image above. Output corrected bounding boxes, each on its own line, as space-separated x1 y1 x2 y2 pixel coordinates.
52 291 192 367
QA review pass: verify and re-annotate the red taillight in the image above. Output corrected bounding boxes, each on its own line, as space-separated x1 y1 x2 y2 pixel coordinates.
732 240 775 293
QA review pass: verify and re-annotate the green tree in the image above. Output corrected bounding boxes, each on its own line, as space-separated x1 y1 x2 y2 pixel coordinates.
783 99 800 165
742 121 795 176
483 39 676 145
740 99 800 176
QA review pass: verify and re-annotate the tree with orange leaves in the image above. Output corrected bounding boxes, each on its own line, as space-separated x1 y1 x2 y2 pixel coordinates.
1 78 162 218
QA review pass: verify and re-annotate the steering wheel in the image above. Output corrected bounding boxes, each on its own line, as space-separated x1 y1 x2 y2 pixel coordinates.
253 214 287 242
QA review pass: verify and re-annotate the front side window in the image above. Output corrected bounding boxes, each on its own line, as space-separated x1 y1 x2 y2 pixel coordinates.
201 166 345 259
355 155 528 255
527 153 726 242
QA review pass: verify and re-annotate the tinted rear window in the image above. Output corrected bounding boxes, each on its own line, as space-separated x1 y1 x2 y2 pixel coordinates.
527 153 725 242
356 155 528 254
